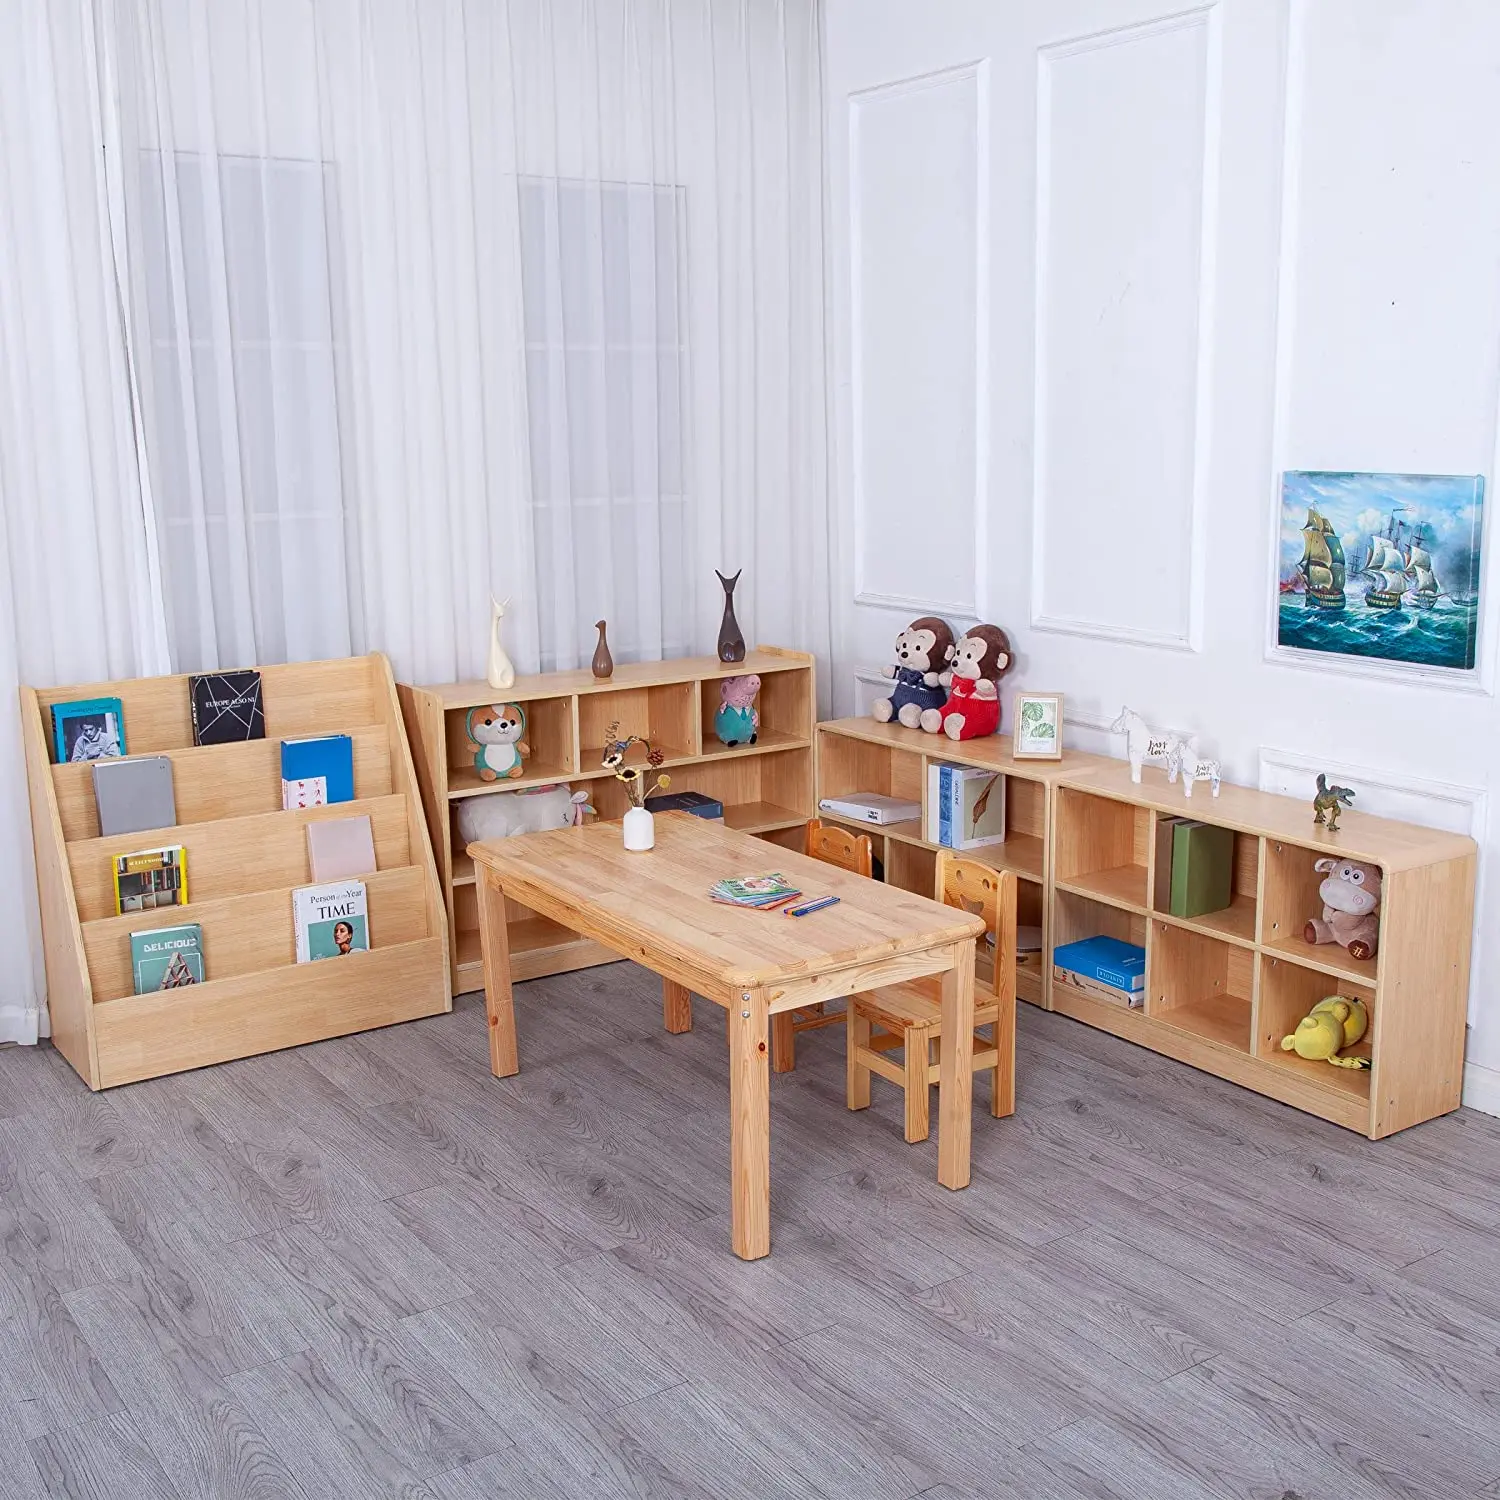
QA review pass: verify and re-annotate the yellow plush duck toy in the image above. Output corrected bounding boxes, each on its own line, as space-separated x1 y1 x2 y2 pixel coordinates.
1280 996 1371 1070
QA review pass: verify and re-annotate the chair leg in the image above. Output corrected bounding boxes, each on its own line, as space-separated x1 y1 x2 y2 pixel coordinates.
903 1025 932 1143
992 994 1016 1119
771 1012 796 1073
846 1004 872 1110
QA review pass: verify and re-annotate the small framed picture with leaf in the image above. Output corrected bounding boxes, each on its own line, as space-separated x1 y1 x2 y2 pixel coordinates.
1013 692 1063 760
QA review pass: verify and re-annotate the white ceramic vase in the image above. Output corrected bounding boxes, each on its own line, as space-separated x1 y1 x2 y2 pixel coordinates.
622 806 655 852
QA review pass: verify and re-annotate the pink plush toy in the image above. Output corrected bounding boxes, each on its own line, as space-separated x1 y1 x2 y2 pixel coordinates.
1304 857 1382 961
715 674 761 747
918 625 1013 740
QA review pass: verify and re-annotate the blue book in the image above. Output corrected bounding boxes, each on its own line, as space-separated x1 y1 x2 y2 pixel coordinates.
1052 935 1146 994
939 765 955 848
281 734 354 809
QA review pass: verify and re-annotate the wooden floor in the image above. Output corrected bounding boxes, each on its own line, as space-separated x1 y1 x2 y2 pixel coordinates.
3 968 1500 1500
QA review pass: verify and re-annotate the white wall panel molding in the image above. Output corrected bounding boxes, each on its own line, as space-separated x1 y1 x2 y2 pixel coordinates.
850 61 989 620
1464 1061 1500 1119
1031 5 1220 652
1263 0 1500 696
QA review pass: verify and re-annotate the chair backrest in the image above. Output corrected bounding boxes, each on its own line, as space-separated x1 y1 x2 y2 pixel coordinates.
804 817 874 878
934 851 1017 1002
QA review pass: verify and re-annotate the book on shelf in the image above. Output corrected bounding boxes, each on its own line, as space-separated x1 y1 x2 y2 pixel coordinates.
1053 963 1144 1009
817 793 920 826
709 872 803 909
645 790 724 820
293 879 370 962
926 763 1006 849
305 815 377 882
189 670 265 746
130 923 204 993
1153 815 1187 911
281 734 354 809
1169 821 1234 918
113 846 189 915
1052 935 1145 995
51 696 125 764
93 755 176 837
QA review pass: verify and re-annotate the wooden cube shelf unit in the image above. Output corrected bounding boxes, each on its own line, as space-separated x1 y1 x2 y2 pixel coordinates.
22 654 449 1091
813 718 1110 1006
400 648 816 995
1049 763 1476 1138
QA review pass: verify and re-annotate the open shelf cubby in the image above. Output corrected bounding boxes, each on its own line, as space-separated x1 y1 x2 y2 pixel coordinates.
1147 921 1253 1053
402 648 816 994
24 654 448 1090
1054 786 1150 910
1256 952 1374 1102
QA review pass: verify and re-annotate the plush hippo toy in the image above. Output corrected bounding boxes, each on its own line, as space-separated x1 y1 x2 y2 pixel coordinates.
919 624 1013 740
1304 857 1382 961
715 674 761 747
873 617 954 729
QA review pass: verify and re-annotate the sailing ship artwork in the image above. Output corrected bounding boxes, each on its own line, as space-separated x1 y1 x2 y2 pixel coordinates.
1277 471 1485 672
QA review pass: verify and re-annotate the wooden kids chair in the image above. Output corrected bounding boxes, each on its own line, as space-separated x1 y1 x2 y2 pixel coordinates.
845 852 1016 1142
771 818 875 1072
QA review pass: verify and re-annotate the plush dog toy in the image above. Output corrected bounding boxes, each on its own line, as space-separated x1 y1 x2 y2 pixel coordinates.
1304 857 1382 961
467 703 530 781
919 624 1012 740
1280 995 1371 1070
715 674 761 747
873 617 954 729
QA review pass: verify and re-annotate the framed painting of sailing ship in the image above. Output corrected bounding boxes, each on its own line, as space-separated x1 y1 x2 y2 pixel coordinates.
1276 471 1486 675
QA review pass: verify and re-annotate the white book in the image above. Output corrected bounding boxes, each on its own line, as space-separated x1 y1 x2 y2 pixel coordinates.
926 763 944 844
292 879 370 963
817 793 920 826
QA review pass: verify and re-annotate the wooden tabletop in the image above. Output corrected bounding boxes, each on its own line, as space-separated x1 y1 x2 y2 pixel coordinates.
468 812 983 992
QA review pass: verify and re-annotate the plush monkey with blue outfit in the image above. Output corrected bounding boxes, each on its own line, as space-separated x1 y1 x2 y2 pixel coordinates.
871 617 955 729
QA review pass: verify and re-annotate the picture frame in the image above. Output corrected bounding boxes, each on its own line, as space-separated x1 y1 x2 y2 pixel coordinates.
1273 471 1486 677
50 696 126 764
1012 692 1063 760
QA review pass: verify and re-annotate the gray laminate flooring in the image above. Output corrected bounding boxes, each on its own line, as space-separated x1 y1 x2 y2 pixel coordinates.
3 966 1500 1499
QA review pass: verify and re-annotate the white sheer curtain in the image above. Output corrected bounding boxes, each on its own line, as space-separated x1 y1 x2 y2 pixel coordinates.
0 1 168 1043
107 0 833 681
0 0 831 1044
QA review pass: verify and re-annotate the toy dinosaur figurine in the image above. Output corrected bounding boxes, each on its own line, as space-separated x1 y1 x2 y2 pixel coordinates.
1280 995 1371 1070
1312 772 1355 832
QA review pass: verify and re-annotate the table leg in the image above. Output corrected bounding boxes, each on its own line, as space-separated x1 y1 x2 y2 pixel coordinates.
663 978 693 1034
728 987 771 1260
937 939 974 1189
476 870 518 1078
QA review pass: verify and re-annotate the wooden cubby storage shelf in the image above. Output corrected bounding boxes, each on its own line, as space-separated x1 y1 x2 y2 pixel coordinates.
1047 760 1475 1138
23 653 449 1091
401 648 817 995
815 717 1477 1137
814 719 1111 1010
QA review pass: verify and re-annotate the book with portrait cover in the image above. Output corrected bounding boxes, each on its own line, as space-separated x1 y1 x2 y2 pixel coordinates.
292 879 369 962
189 671 265 746
130 923 204 993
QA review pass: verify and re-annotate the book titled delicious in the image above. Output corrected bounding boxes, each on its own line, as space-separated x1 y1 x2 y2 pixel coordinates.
130 923 204 993
292 879 369 962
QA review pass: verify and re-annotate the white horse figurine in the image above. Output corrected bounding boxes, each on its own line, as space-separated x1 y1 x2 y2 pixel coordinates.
1172 744 1222 798
1110 706 1195 786
486 596 516 691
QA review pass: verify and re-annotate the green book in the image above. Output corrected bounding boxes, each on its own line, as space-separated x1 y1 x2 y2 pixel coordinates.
1169 822 1233 918
130 923 204 993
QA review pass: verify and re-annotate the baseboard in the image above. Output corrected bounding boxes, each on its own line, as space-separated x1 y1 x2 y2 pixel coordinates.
1463 1060 1500 1118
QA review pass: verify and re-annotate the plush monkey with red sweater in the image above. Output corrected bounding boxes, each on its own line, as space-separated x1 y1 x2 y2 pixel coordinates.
919 625 1012 740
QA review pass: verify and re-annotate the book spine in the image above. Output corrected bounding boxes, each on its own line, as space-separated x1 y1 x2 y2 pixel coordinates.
938 766 953 848
926 763 941 844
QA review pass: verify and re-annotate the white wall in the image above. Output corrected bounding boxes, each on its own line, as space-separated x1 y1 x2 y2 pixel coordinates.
824 0 1500 1113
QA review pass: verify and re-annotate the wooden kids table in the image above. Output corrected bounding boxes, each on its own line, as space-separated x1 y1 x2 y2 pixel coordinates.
468 811 984 1259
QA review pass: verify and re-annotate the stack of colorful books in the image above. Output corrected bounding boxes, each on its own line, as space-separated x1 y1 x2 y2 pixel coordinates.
709 872 803 910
